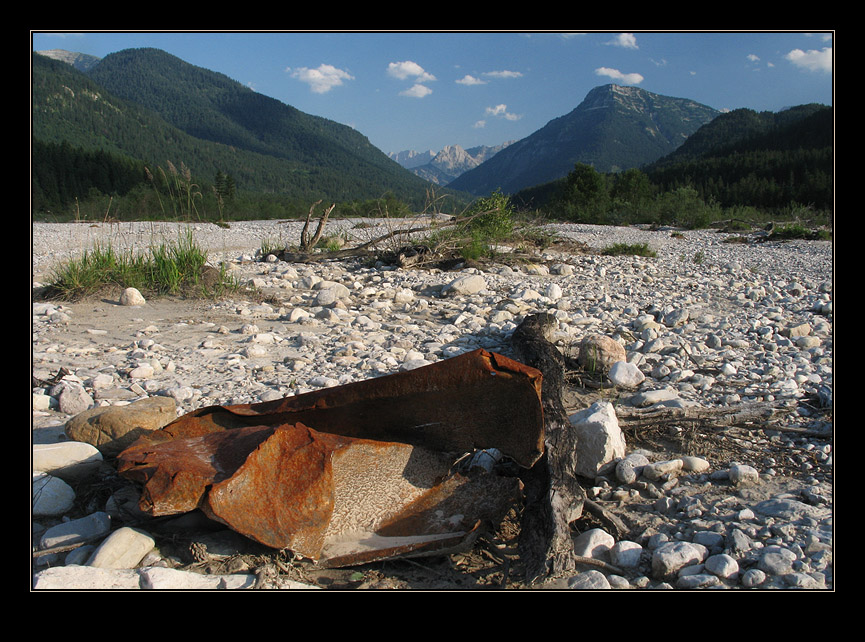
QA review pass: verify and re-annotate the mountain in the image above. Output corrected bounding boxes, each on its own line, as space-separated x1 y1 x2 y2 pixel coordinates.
37 49 101 72
448 84 720 196
32 48 436 209
402 142 515 185
389 142 514 185
642 103 833 210
389 149 436 169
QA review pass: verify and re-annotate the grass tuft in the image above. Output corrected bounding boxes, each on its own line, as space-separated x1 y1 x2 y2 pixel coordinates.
45 230 237 301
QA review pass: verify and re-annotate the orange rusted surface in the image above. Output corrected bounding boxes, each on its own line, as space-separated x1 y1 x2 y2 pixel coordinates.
116 349 542 565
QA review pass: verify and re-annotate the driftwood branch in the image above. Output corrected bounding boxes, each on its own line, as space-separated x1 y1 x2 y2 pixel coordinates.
299 200 335 252
615 400 796 433
510 313 587 584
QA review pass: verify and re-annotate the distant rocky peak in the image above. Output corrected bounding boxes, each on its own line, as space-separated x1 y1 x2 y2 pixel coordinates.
36 49 102 72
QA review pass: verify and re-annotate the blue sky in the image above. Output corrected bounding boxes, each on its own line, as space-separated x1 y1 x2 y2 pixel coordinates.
31 31 834 156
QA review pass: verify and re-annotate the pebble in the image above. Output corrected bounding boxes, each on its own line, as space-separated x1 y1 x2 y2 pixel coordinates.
31 220 833 590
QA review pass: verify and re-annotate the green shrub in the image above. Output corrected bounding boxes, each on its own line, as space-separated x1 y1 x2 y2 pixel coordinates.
601 242 657 257
462 190 514 240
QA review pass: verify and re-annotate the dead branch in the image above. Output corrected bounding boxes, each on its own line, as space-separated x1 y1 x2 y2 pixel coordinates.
510 313 587 584
615 400 794 432
299 200 335 252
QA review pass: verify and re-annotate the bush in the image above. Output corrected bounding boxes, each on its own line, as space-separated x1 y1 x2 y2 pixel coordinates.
601 242 657 258
462 190 515 240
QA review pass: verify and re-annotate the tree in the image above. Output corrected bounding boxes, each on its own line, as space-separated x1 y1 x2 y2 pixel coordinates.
560 163 610 223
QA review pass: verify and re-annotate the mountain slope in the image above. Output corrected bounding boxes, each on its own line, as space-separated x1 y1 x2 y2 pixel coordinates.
406 142 515 185
448 84 720 196
32 49 435 207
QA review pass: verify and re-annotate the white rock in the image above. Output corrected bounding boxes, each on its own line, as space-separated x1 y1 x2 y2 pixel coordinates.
608 361 645 387
119 287 146 306
729 463 760 485
573 528 615 559
567 402 626 478
87 527 155 569
33 442 103 481
610 540 643 568
444 274 486 296
628 389 679 407
544 283 563 300
33 566 142 590
567 570 611 589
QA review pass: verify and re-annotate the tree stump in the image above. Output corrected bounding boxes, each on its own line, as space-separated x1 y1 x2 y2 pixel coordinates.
510 313 587 583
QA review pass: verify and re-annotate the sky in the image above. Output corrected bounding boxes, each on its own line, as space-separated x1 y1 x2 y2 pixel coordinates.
31 31 834 156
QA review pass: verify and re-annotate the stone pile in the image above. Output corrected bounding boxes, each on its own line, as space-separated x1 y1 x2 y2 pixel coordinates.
31 221 833 589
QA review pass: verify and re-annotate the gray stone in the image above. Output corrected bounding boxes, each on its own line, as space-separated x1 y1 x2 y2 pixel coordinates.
616 452 650 484
728 463 760 485
573 528 615 559
32 472 75 516
741 568 767 587
567 570 611 590
704 553 739 580
40 511 112 552
652 541 708 581
610 540 643 568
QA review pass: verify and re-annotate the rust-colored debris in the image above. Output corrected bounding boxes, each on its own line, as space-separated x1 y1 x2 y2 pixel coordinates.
117 349 544 567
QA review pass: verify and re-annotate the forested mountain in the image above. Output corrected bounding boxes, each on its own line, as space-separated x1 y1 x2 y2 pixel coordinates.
642 104 833 210
32 49 437 214
512 101 833 219
448 84 720 196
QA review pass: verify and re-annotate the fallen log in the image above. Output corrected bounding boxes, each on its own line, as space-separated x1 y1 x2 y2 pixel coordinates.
510 313 587 584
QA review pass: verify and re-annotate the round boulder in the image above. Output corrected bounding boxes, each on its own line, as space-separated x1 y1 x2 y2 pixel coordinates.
65 396 177 457
578 334 626 374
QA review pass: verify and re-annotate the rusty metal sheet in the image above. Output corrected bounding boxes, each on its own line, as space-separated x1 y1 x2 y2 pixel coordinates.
116 349 541 566
143 348 545 467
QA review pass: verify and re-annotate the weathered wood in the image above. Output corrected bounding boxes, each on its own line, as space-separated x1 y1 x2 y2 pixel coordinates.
299 201 335 252
615 400 794 431
510 313 586 584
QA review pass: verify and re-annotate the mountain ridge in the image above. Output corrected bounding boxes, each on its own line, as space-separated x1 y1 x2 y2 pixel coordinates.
448 84 721 196
391 141 516 185
32 48 437 209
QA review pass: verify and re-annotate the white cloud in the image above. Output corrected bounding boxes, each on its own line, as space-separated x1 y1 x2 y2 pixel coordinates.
473 120 486 129
483 70 523 79
400 83 433 98
456 74 486 85
288 64 354 94
785 47 832 73
388 61 435 98
607 33 638 49
485 104 521 121
387 60 436 83
747 54 760 62
595 67 644 85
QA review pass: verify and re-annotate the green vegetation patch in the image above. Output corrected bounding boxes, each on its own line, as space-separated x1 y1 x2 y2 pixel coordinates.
44 230 238 301
600 242 657 258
